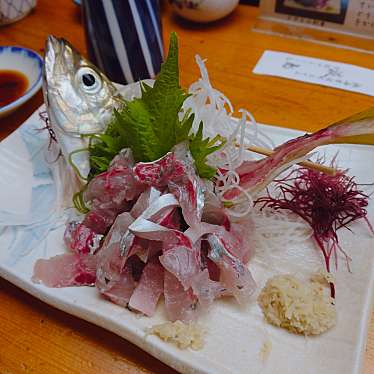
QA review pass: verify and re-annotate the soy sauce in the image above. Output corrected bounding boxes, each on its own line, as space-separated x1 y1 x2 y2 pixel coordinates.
0 70 29 108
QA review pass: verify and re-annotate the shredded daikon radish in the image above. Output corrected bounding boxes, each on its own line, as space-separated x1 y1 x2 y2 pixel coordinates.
251 207 313 264
184 55 275 217
184 55 272 160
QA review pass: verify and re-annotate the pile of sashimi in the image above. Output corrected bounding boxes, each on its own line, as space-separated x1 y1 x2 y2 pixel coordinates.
33 33 374 328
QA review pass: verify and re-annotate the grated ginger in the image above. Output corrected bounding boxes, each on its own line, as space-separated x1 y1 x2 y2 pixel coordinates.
310 269 335 286
258 274 336 336
146 320 205 350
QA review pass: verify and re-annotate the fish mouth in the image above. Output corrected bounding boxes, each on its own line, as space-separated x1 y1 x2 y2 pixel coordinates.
44 35 77 83
43 35 68 106
42 35 83 118
44 35 62 83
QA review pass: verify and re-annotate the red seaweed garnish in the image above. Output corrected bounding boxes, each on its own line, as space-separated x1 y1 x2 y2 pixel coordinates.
255 167 374 298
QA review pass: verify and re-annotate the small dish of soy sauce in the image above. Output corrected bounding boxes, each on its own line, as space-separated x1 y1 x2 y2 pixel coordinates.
0 46 43 118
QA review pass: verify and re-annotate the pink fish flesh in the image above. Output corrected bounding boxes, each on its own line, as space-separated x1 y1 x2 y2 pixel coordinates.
64 221 103 255
33 143 259 320
164 271 198 322
159 245 200 290
128 261 164 316
95 212 134 293
207 234 256 304
32 253 97 287
102 264 137 307
133 152 185 188
191 269 227 309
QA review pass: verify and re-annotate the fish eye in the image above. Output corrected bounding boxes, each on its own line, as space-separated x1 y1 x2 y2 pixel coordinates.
82 73 96 87
76 67 102 94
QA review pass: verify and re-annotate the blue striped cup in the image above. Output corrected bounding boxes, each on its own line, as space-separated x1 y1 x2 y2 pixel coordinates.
81 0 163 84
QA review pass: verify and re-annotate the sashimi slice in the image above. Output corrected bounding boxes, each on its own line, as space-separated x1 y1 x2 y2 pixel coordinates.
102 265 137 307
130 187 161 218
109 148 135 169
32 253 97 287
168 143 205 227
95 212 134 292
157 207 181 230
191 269 227 309
159 245 200 290
133 152 185 188
207 234 256 304
85 167 144 206
168 176 204 228
164 271 198 322
64 221 103 255
128 262 164 316
82 207 119 235
128 218 192 249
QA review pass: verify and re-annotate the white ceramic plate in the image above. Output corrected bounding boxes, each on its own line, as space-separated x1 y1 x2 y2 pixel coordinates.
1 107 374 374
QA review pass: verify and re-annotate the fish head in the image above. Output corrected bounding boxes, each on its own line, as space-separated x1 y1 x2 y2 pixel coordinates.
43 35 123 178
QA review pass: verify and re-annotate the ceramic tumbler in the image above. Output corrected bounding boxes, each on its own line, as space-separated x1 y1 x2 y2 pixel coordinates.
82 0 163 85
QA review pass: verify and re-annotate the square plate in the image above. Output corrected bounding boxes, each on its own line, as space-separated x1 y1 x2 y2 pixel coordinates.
1 107 374 374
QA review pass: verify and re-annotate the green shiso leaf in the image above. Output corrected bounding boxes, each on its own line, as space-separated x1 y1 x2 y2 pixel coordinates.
86 32 225 183
189 122 226 179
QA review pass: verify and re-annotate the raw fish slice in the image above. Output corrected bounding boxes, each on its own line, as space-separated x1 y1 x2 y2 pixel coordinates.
123 236 148 260
85 168 144 207
134 143 204 227
129 218 191 248
128 262 164 316
140 193 179 222
95 212 134 292
168 143 205 227
133 152 184 188
119 194 179 257
191 269 227 309
159 245 200 290
164 271 198 322
32 253 97 287
185 220 253 264
102 265 137 307
157 207 181 230
168 176 204 228
207 234 256 304
64 221 103 255
184 222 222 244
202 201 229 228
109 148 135 170
130 187 161 218
200 241 220 281
137 240 163 263
83 149 144 233
83 207 119 234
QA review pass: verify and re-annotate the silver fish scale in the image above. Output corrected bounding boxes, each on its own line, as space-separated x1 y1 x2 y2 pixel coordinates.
207 234 246 277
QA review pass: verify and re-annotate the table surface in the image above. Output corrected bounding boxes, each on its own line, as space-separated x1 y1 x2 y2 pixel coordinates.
0 1 373 373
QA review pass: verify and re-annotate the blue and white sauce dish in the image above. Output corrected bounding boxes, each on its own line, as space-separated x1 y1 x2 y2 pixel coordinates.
0 46 43 118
